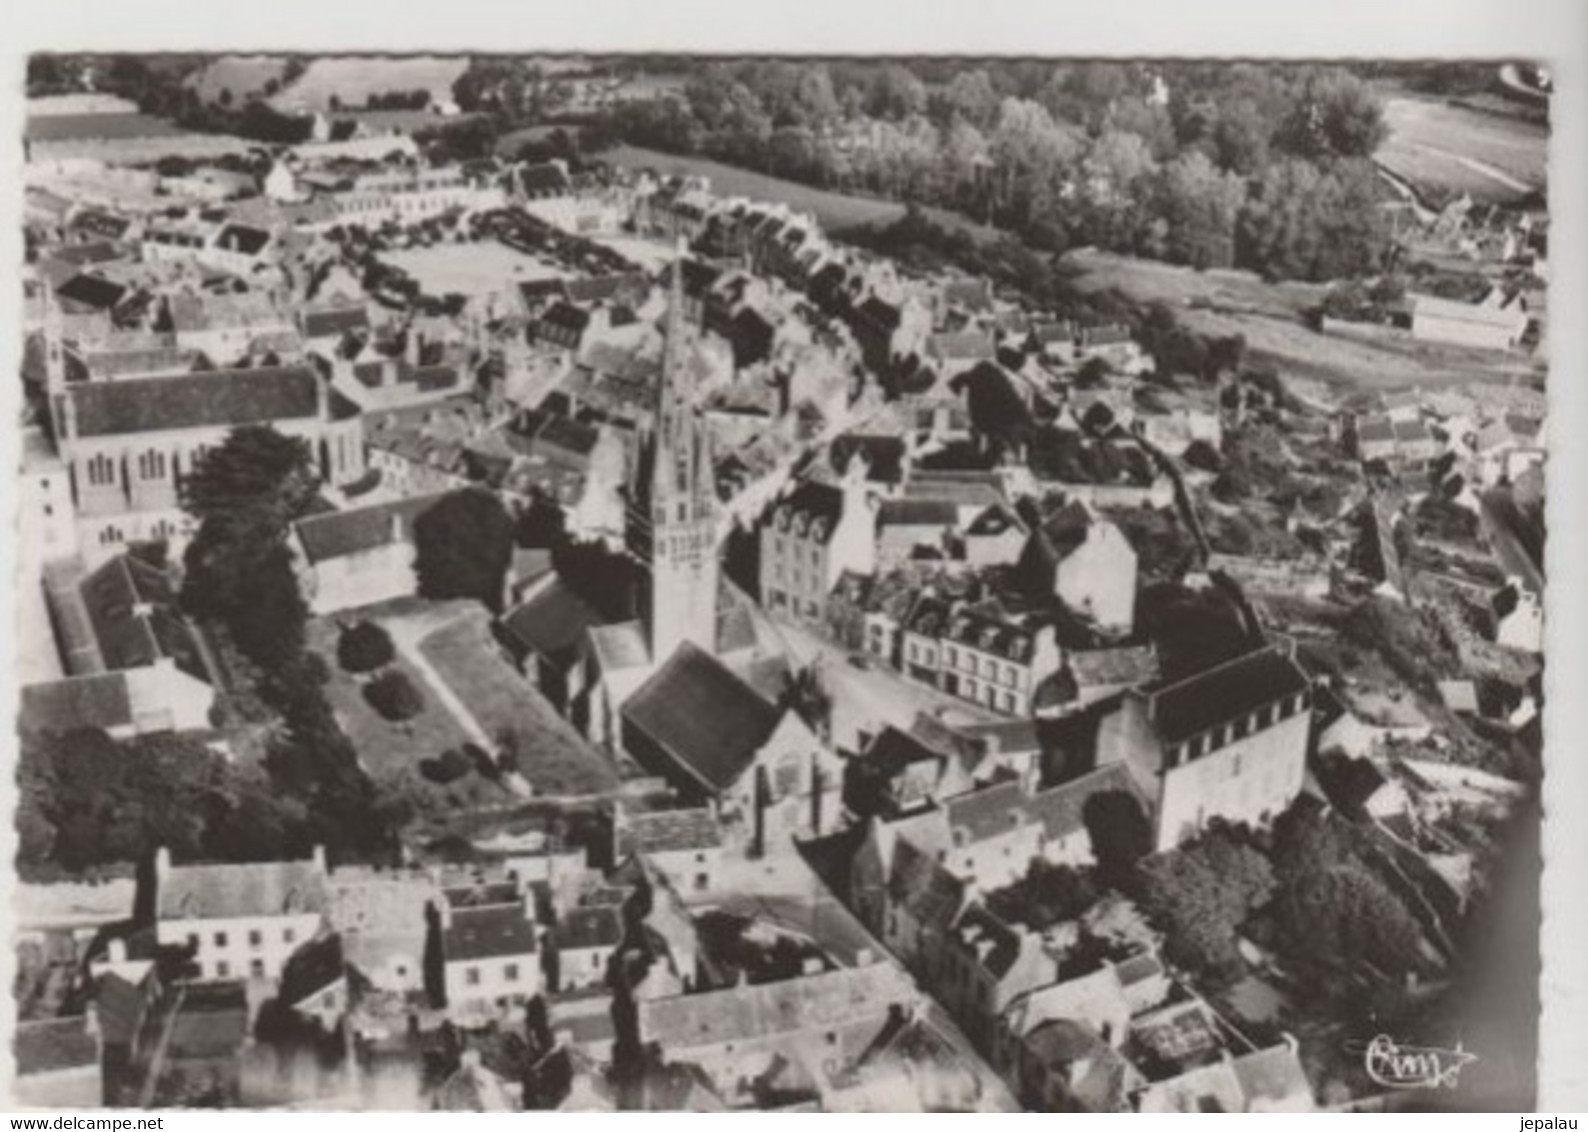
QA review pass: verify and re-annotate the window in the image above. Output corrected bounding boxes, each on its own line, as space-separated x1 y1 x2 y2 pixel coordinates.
465 967 481 986
1004 664 1019 687
395 965 408 979
249 959 265 978
88 453 116 486
591 953 602 970
214 931 228 947
187 933 199 951
504 963 519 982
283 928 296 945
216 961 230 978
246 930 261 948
945 647 957 668
695 873 709 891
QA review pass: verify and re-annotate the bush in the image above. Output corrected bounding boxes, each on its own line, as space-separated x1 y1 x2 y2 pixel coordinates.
365 670 424 721
463 742 501 781
338 621 396 674
420 749 473 785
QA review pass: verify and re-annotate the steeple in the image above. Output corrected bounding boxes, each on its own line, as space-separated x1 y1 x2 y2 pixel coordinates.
625 238 720 664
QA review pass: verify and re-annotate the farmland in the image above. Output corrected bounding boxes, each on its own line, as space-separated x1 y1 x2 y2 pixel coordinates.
1375 95 1548 204
23 112 192 142
601 144 907 232
184 55 288 105
270 55 469 113
1061 247 1544 391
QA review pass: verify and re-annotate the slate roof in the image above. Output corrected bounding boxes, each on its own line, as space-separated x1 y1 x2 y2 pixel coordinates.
301 304 370 339
1069 645 1159 689
79 554 197 675
622 641 781 794
587 620 651 673
159 855 328 921
878 499 958 529
941 606 1037 662
553 906 624 952
638 964 915 1050
829 434 906 485
618 806 723 857
951 904 1022 978
1022 762 1145 842
68 367 320 437
944 780 1027 844
565 273 649 306
928 331 996 361
1147 644 1310 745
165 982 250 1061
771 480 846 545
444 906 538 963
57 273 128 311
20 674 133 734
293 492 448 564
888 837 966 926
503 579 605 662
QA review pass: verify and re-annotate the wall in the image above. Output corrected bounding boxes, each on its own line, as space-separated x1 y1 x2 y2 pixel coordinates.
1155 707 1310 851
158 911 324 981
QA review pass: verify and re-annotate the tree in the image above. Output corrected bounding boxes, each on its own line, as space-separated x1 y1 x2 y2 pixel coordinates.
181 426 319 670
337 621 396 674
412 488 515 614
866 64 928 121
1278 69 1388 161
365 670 425 722
1137 825 1275 982
1150 150 1246 270
1082 790 1154 886
938 68 999 130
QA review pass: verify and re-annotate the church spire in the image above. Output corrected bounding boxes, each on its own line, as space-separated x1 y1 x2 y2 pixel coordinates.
625 236 720 665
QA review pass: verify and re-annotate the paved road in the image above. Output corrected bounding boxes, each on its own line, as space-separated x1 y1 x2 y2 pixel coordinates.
768 618 1002 753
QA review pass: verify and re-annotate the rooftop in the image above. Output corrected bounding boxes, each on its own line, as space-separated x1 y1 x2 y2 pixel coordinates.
158 853 328 922
1147 644 1310 746
444 905 538 963
622 641 781 794
68 366 320 438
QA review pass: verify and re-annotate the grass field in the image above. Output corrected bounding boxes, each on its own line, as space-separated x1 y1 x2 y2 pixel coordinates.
1062 247 1543 391
184 55 288 105
24 113 192 142
271 56 470 114
1376 96 1548 203
601 144 910 232
307 616 512 819
417 616 617 797
384 242 566 296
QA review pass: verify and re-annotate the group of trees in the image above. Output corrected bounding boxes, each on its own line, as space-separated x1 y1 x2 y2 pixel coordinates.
588 59 1392 281
16 727 318 873
180 426 389 855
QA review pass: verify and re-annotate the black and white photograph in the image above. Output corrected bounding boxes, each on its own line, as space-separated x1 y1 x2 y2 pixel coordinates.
4 1 1585 1115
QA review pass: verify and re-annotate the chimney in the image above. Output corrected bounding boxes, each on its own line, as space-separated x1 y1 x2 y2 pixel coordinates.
801 956 824 976
108 938 128 965
312 844 327 874
405 326 422 367
155 846 171 879
856 947 874 967
458 1047 481 1072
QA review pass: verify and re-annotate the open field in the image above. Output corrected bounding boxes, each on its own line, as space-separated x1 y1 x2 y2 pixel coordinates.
306 616 513 817
1376 96 1548 203
383 241 567 296
601 144 907 231
184 55 288 105
24 113 193 142
1062 247 1544 391
417 616 617 797
271 55 470 114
